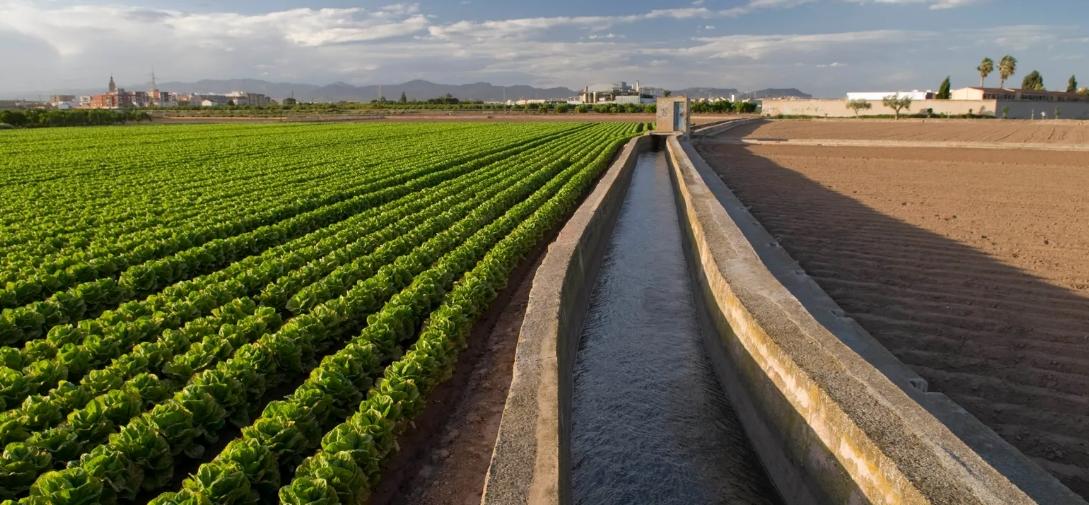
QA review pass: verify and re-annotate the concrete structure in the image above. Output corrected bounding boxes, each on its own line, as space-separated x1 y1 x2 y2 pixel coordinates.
655 96 690 134
667 131 1084 504
481 124 1086 505
579 81 662 105
763 98 1089 119
49 95 76 109
847 90 934 101
952 86 1089 103
186 91 273 107
482 134 653 505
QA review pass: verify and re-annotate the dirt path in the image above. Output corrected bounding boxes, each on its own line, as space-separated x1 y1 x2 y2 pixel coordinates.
707 136 1089 152
369 252 543 505
696 138 1089 498
725 118 1089 145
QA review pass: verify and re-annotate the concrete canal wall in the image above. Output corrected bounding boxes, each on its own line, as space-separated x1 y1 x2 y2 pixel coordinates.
479 127 1084 504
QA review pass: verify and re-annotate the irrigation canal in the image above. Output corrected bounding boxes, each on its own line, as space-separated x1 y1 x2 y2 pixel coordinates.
570 149 782 505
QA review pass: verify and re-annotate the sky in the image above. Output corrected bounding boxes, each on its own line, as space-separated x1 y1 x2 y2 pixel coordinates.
1 0 1086 98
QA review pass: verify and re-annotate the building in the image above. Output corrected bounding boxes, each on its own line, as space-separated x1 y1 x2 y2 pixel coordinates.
49 95 77 109
578 81 663 105
225 91 272 107
951 86 1089 103
656 96 691 134
763 86 1089 119
87 75 151 109
183 91 272 107
847 90 934 101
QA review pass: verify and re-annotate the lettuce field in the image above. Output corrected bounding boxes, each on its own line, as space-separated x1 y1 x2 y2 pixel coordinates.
0 121 643 504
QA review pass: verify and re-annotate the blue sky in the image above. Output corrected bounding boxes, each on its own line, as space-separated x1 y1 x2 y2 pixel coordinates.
1 0 1086 97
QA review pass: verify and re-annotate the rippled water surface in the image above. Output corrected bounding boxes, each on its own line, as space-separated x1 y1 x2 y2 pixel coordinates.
570 150 781 505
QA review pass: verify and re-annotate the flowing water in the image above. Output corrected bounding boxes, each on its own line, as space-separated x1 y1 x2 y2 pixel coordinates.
570 150 781 505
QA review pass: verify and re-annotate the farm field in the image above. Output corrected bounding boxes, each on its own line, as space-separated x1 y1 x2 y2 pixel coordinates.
697 124 1089 497
0 121 643 504
734 118 1089 145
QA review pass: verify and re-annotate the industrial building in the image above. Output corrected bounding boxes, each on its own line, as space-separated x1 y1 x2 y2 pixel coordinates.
578 81 664 105
846 90 935 101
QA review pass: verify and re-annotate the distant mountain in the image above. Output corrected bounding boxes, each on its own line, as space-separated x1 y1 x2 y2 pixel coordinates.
674 87 741 99
672 87 811 100
154 79 578 102
743 88 811 99
6 79 809 102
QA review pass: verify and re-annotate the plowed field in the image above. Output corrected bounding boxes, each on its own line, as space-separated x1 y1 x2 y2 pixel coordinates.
738 118 1089 145
697 125 1089 497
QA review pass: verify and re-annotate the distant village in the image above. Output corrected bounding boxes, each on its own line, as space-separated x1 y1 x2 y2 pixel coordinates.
30 76 768 111
44 75 278 110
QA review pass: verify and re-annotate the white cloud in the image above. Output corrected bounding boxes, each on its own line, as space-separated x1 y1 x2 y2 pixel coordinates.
0 0 1082 98
847 0 986 10
0 1 428 56
661 29 928 60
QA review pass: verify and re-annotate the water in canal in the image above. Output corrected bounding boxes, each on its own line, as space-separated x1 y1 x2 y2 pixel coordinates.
570 150 781 505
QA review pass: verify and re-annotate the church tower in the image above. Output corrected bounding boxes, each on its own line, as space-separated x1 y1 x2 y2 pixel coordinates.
149 71 159 106
108 75 117 93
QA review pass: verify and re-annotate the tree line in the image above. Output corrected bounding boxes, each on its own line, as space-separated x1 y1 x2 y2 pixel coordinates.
934 55 1087 96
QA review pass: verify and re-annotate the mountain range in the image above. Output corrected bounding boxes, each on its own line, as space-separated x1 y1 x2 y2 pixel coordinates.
16 79 810 102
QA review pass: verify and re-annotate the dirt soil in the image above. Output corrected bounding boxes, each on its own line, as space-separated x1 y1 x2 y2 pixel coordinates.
697 124 1089 497
737 118 1089 145
368 252 542 505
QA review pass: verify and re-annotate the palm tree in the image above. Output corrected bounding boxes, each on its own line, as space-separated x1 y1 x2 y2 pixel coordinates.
998 55 1017 89
977 57 994 87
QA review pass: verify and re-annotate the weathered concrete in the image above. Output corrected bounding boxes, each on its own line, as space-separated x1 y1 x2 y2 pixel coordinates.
656 96 691 134
706 135 1089 152
481 126 1085 505
667 133 1087 505
762 98 1089 119
480 134 654 505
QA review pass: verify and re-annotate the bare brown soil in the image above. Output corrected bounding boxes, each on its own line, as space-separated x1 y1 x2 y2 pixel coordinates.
697 125 1089 497
369 251 542 505
736 118 1089 145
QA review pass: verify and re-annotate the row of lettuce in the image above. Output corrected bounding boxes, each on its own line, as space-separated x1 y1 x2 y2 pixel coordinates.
0 121 644 504
0 110 151 129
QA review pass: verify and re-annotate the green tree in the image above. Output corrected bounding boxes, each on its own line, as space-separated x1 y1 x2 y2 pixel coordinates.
1022 70 1045 91
663 90 672 97
399 91 407 103
1067 75 1078 93
998 55 1017 88
977 57 993 87
845 99 873 116
937 76 952 99
882 95 912 120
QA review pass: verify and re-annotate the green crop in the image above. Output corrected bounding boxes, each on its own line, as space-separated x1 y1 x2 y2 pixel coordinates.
0 120 644 503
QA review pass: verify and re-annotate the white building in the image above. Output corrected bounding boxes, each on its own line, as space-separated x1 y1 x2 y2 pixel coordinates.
578 81 661 105
847 90 934 101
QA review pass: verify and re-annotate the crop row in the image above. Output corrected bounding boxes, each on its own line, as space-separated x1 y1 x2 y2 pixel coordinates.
0 121 644 503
